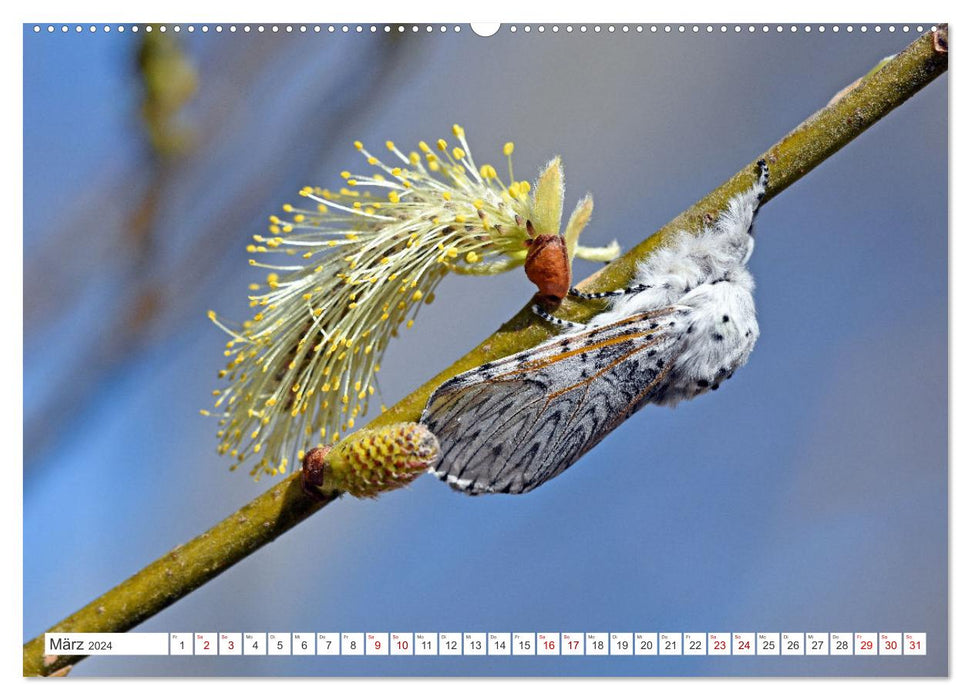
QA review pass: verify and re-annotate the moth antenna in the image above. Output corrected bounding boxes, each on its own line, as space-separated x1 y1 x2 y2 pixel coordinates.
531 303 584 330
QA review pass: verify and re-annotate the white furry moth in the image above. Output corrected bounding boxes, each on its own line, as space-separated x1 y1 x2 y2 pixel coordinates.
421 160 769 495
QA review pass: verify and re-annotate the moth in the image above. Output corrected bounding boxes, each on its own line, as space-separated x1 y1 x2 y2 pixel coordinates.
421 160 769 495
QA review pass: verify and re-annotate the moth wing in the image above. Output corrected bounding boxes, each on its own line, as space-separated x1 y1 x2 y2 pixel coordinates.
422 309 679 495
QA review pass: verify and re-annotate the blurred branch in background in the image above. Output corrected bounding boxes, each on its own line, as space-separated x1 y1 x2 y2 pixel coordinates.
23 25 947 678
124 24 199 294
23 27 413 473
138 26 199 157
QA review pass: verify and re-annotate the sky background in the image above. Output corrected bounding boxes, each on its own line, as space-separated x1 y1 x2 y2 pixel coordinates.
23 23 947 676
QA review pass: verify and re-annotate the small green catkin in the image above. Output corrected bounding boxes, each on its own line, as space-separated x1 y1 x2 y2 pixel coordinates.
302 422 440 498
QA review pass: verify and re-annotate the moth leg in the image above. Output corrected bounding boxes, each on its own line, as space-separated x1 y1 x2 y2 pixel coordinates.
531 303 585 330
568 283 650 300
755 158 769 197
747 159 769 234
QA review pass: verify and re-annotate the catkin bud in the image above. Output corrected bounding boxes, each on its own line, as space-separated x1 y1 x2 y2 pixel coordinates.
301 422 440 499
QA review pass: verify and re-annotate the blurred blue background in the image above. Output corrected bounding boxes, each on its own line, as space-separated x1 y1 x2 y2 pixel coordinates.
23 23 947 676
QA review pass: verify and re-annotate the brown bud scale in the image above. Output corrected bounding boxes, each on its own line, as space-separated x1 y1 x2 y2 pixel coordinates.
524 232 571 309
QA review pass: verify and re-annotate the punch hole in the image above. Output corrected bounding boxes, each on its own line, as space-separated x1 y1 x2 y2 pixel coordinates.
471 23 500 37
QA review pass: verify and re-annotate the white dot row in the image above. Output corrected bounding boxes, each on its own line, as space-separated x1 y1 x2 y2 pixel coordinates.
31 25 464 34
31 24 935 35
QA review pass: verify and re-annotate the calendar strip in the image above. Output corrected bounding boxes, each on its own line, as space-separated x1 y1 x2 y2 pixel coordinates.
47 632 927 657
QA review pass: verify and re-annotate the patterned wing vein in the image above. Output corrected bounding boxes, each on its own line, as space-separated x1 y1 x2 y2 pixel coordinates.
422 309 679 494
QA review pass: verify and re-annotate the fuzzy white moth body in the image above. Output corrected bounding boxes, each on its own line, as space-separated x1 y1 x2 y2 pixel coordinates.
422 161 769 494
590 169 764 404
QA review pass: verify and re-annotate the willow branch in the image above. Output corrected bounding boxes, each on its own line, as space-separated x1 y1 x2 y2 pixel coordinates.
24 25 947 677
376 24 949 421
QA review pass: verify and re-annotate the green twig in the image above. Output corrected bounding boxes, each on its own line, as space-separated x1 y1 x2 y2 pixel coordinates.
24 25 947 677
23 479 338 677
